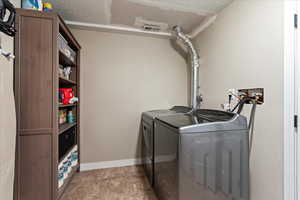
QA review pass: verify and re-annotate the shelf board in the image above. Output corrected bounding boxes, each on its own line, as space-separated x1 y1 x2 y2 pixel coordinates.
57 164 79 199
59 122 77 135
59 50 76 66
59 76 77 86
59 104 77 108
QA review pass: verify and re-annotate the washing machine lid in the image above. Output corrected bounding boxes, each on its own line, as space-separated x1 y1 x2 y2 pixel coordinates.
156 109 247 133
142 106 192 120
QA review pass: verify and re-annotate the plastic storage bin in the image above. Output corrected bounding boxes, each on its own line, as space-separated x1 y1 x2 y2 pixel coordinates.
58 33 76 62
58 145 78 188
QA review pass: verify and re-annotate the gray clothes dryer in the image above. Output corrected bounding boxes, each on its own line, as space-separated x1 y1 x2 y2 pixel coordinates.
141 106 191 186
154 109 249 200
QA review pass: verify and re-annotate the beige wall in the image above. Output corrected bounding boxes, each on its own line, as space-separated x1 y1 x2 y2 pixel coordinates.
194 0 283 200
71 29 188 163
0 0 20 199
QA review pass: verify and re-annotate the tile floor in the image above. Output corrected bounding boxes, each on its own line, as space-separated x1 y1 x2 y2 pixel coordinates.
61 165 158 200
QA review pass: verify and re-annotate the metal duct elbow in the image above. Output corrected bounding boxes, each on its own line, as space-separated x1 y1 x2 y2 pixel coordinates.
172 26 200 111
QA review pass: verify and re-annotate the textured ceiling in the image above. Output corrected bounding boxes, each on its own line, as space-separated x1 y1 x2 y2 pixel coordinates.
127 0 233 15
48 0 111 24
47 0 233 33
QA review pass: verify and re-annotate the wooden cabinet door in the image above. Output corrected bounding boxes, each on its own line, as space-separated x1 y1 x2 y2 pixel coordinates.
14 10 58 200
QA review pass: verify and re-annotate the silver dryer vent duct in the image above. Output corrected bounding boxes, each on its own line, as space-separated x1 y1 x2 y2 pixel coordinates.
172 26 200 111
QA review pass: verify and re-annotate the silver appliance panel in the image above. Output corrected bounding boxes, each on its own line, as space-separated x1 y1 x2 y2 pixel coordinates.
154 110 249 200
141 106 191 187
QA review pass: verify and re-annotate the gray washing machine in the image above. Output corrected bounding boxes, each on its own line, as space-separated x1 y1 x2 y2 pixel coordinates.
141 106 191 186
154 109 249 200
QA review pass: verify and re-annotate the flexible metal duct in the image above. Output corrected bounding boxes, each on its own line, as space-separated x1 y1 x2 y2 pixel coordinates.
172 26 200 110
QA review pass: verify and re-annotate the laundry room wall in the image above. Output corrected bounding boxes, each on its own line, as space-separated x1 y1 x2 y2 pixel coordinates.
71 29 188 165
0 0 20 199
194 0 283 200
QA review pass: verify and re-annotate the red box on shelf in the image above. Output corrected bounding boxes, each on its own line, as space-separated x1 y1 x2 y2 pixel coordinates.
59 88 74 105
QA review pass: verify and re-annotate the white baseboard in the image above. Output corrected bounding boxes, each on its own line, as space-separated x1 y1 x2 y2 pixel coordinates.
80 158 142 172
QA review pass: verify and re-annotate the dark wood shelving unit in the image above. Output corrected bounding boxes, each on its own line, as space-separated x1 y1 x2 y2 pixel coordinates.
14 9 81 200
59 104 77 108
59 76 77 86
59 123 77 135
59 50 76 66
